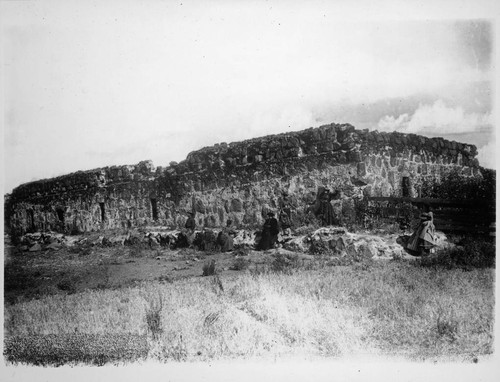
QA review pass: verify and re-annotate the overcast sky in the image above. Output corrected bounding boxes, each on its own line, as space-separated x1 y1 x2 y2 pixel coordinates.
1 0 498 193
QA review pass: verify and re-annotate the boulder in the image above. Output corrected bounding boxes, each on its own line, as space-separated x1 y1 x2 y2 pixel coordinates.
29 243 42 252
45 243 61 251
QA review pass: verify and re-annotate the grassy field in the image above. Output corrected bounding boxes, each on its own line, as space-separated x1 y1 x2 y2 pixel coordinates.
4 252 495 365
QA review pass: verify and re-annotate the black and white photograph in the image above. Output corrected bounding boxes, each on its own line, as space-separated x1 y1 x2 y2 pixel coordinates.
1 0 499 381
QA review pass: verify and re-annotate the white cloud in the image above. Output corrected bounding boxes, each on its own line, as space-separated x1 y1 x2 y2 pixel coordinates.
477 141 496 169
376 100 492 135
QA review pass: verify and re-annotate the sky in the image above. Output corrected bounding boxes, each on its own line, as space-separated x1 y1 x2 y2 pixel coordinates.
1 0 498 193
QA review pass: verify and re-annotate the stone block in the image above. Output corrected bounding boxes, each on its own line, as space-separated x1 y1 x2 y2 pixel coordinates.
357 162 367 177
347 150 362 162
231 198 243 212
29 243 42 252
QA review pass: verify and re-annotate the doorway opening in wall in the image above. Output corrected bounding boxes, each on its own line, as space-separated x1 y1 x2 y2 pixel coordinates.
151 198 158 221
56 208 65 224
402 177 410 197
99 202 105 222
27 209 35 232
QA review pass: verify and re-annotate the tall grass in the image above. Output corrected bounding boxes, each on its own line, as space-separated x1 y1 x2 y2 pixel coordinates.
4 261 494 365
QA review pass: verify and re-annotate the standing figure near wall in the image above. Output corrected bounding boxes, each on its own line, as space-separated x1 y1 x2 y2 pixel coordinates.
183 211 196 248
279 192 294 236
407 212 436 256
312 187 340 226
257 212 280 250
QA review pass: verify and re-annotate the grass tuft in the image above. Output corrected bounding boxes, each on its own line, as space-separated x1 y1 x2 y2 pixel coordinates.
144 294 164 341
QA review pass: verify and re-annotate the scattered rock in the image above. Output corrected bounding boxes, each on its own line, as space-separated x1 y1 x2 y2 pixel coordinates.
29 243 42 252
45 243 61 251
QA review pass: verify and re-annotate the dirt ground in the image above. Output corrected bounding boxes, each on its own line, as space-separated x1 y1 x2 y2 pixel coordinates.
4 240 279 304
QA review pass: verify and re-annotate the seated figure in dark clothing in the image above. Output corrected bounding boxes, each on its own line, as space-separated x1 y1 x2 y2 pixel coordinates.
407 212 436 256
177 211 196 248
257 212 280 250
217 219 237 252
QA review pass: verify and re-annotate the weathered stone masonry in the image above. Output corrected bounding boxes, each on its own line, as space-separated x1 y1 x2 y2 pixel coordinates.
5 123 480 235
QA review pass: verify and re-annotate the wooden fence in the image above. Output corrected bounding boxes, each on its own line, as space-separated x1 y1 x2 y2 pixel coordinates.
365 197 495 235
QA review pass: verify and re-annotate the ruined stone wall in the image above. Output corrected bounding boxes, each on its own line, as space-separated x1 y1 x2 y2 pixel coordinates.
5 123 480 235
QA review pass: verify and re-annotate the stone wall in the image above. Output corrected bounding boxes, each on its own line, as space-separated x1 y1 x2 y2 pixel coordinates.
5 123 480 235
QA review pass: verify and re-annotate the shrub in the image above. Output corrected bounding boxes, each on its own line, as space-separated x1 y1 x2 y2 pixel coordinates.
210 274 224 295
57 277 77 294
156 275 173 284
309 239 334 256
436 315 459 342
145 297 163 341
232 247 251 257
231 257 250 271
149 334 187 362
129 247 145 258
271 253 299 274
202 260 217 276
417 238 495 269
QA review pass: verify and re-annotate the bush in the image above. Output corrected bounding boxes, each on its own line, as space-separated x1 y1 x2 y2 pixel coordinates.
271 253 299 274
436 315 458 342
417 238 495 269
145 297 163 341
211 274 224 295
57 277 77 294
231 257 250 271
202 260 217 276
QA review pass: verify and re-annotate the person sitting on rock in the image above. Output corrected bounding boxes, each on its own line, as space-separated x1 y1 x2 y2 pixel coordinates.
217 219 237 252
257 212 280 250
406 211 436 256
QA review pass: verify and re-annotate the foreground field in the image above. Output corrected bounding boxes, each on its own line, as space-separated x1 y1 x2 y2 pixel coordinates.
4 256 494 365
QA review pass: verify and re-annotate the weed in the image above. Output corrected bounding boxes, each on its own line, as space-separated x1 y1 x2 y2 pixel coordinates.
57 277 77 294
149 334 187 362
129 247 145 258
271 253 299 274
231 257 250 271
436 315 459 342
95 266 111 290
156 275 174 284
202 260 217 276
211 274 224 295
145 296 164 341
233 247 251 257
204 311 221 327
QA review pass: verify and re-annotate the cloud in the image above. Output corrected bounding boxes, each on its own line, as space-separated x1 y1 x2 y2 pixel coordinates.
376 100 492 135
477 141 496 169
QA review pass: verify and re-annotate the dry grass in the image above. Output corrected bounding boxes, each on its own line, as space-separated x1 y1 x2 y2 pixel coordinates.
4 261 494 365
